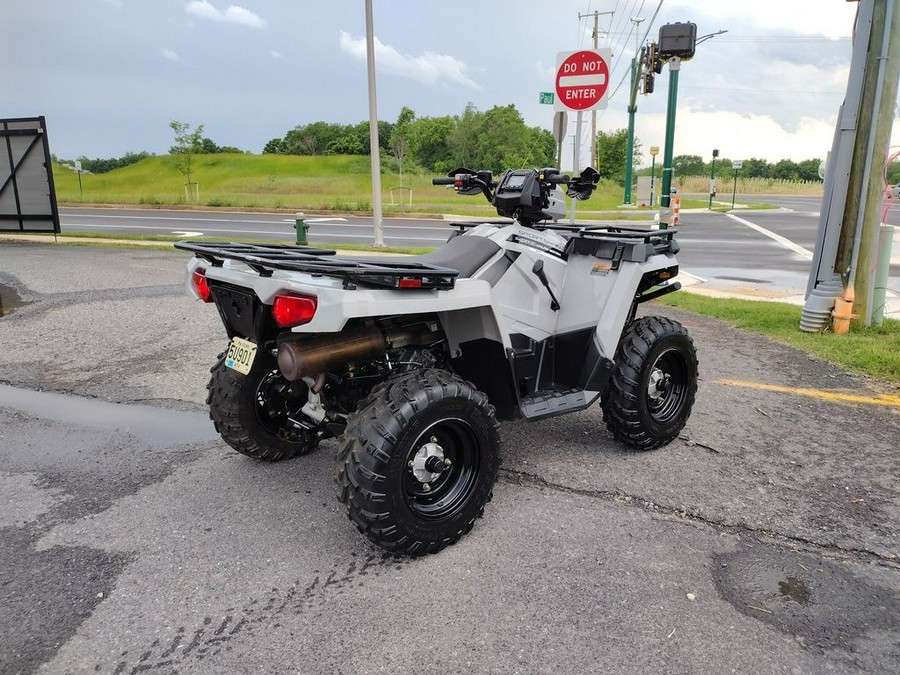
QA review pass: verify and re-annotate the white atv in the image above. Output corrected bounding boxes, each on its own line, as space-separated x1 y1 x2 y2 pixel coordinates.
176 166 698 555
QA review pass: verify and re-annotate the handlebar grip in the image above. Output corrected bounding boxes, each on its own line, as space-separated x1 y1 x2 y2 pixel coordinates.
432 177 457 185
546 175 569 185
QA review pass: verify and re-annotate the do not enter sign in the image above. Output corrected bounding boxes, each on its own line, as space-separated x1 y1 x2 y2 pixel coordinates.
554 49 612 112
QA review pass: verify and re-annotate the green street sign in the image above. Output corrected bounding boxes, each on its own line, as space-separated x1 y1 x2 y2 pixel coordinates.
539 92 555 105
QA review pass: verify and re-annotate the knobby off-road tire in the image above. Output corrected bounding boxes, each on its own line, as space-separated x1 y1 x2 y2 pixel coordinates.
207 350 317 461
601 316 698 450
337 369 501 555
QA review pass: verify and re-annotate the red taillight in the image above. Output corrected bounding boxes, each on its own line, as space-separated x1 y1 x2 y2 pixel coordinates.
398 277 423 289
192 269 213 303
272 294 318 328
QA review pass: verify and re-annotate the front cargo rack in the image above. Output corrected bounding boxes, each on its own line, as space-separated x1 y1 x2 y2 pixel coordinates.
175 241 458 290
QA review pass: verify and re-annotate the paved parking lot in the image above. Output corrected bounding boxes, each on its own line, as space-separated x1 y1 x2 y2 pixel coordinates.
1 242 898 674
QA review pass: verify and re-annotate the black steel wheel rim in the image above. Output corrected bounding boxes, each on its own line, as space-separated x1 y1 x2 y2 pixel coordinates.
255 370 307 442
646 347 689 424
403 418 481 520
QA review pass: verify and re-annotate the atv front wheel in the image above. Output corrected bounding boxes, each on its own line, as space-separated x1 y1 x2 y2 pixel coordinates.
207 350 318 461
337 369 501 555
601 316 698 450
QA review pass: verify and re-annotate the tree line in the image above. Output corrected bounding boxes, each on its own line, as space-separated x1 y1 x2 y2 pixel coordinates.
263 104 556 175
58 110 900 185
651 154 825 182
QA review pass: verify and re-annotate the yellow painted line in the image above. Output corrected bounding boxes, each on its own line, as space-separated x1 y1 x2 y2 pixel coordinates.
718 379 900 409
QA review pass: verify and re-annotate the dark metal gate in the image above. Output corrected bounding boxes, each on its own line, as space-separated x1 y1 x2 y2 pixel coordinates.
0 116 61 233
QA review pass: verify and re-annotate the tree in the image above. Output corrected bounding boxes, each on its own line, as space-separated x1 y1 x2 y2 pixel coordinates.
262 137 283 154
742 157 770 179
73 151 152 174
595 129 640 185
169 120 204 189
796 158 821 182
672 154 705 176
390 107 416 185
771 158 800 181
323 134 364 155
408 116 454 172
447 102 480 168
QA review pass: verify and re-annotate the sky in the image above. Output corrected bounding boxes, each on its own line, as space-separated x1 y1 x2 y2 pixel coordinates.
2 0 898 169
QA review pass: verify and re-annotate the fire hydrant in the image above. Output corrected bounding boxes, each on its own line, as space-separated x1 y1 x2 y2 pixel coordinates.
294 212 308 245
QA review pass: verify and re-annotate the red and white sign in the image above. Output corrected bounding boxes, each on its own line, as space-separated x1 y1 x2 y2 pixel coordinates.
554 49 612 112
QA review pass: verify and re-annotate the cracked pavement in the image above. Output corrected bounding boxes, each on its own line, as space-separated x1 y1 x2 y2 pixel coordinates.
0 242 898 674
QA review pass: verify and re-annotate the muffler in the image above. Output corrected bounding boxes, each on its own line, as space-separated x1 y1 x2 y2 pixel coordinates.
277 326 442 381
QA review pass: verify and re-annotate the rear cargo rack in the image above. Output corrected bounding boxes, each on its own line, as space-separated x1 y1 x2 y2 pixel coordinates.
174 241 458 290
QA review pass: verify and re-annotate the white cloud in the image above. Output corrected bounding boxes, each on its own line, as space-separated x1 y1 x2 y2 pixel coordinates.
162 48 180 62
185 1 267 29
634 110 840 163
664 0 857 36
269 50 282 60
338 31 479 89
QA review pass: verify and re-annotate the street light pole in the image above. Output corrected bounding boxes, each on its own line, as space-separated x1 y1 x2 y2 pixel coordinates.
364 0 384 247
659 57 681 228
623 16 644 206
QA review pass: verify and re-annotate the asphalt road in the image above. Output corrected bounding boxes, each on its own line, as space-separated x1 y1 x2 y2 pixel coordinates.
59 208 452 248
0 243 898 673
58 202 900 305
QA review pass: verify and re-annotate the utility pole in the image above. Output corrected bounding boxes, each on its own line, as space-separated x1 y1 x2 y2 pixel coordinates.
837 0 900 326
578 10 613 169
623 16 645 205
803 0 900 331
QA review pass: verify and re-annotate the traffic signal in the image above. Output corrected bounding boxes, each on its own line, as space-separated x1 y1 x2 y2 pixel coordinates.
658 22 697 60
647 42 663 74
641 71 655 95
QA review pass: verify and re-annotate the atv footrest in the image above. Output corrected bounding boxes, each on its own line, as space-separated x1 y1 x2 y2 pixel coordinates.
520 388 589 420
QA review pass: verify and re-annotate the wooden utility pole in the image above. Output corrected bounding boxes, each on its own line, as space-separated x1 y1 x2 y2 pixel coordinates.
835 0 900 326
578 10 613 168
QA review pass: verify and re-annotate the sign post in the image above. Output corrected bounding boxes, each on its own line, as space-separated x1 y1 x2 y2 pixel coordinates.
731 160 742 210
708 148 719 209
554 48 612 223
552 111 568 171
74 159 83 197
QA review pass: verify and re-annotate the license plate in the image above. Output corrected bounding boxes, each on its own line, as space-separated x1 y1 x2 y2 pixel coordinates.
225 337 257 375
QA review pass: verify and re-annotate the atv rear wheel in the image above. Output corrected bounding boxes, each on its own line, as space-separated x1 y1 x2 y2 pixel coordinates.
337 369 500 555
207 350 318 461
601 316 698 450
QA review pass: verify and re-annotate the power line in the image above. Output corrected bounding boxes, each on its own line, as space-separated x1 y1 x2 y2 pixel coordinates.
608 0 664 101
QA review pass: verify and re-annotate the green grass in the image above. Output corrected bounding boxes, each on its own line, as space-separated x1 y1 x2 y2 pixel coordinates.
53 155 658 218
656 293 900 385
4 231 432 255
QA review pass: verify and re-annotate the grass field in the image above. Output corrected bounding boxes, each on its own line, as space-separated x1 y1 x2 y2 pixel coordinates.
656 293 900 386
52 154 783 217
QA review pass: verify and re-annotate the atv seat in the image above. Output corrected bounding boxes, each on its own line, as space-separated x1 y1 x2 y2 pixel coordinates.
345 234 502 279
416 235 501 278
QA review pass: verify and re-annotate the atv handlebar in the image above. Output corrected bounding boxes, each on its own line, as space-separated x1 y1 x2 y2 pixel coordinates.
432 177 457 185
544 174 569 186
